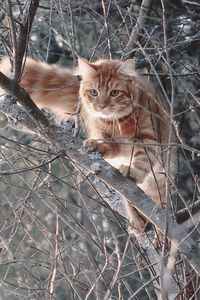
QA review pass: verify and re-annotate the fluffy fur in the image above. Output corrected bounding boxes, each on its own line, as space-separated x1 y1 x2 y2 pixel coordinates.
77 58 176 231
0 57 176 231
0 57 79 119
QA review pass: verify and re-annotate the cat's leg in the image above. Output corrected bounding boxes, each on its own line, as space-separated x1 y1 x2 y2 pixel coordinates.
119 142 157 184
140 166 166 205
120 146 167 206
137 162 167 247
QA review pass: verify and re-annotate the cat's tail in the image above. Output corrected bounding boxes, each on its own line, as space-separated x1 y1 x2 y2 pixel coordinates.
0 57 80 120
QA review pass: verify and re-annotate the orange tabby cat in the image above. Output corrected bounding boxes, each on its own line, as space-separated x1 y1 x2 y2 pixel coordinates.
77 58 176 231
0 57 175 231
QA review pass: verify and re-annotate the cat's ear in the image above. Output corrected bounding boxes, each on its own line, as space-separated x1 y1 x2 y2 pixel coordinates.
76 58 97 77
117 59 137 77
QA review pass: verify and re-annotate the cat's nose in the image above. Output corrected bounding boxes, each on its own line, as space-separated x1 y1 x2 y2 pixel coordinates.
97 103 107 109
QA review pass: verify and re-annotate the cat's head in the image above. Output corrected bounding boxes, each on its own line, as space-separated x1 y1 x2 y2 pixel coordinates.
76 58 138 120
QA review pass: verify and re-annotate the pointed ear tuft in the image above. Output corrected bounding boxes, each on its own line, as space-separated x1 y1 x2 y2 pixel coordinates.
75 58 97 77
117 59 137 77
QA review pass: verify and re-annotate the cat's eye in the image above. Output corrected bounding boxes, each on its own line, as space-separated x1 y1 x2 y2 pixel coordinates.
110 89 120 97
89 89 98 97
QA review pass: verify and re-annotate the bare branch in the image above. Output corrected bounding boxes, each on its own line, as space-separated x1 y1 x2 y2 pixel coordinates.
5 0 39 79
0 71 49 128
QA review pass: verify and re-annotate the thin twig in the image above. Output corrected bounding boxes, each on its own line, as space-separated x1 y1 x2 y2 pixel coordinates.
49 211 59 296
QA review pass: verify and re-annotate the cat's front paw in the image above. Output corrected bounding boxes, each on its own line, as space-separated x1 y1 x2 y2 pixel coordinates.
83 139 110 157
119 165 130 177
119 165 142 183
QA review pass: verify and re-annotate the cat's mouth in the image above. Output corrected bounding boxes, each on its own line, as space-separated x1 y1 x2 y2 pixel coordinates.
91 105 133 120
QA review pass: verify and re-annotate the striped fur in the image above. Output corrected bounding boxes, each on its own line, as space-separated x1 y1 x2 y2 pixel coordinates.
78 58 176 231
0 57 79 120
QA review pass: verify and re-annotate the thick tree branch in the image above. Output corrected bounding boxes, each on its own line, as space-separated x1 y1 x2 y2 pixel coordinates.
0 72 49 128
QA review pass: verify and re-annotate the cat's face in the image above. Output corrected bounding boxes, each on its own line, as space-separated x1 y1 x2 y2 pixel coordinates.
78 59 137 120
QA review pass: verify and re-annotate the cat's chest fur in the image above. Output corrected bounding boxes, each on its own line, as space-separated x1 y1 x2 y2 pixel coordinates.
84 113 137 169
84 113 136 139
